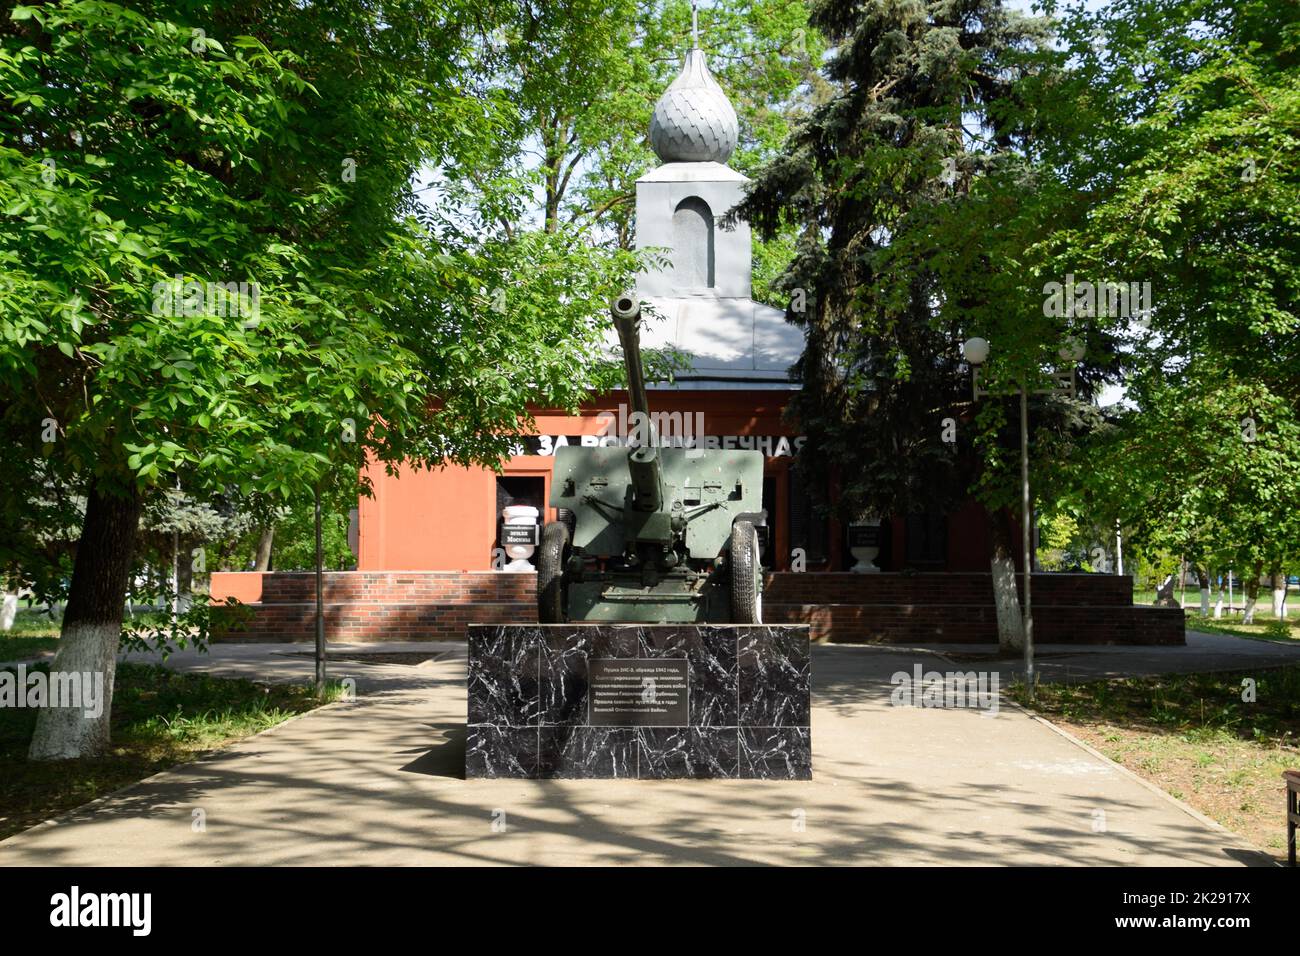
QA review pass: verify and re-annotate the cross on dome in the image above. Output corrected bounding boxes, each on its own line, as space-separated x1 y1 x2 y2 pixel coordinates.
648 7 739 165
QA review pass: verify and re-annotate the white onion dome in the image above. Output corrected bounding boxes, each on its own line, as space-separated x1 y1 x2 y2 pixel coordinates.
649 48 739 164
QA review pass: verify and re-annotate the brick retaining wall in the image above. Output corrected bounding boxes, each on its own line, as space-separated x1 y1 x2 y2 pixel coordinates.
210 571 534 642
762 572 1135 607
761 602 1184 645
211 570 1184 645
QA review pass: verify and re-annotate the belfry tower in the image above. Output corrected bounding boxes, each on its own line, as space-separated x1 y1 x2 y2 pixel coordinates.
634 12 800 387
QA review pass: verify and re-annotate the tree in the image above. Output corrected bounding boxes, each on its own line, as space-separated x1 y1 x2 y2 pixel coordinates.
451 0 826 261
135 483 264 606
0 0 638 758
1041 0 1300 621
1086 373 1300 622
734 0 1119 650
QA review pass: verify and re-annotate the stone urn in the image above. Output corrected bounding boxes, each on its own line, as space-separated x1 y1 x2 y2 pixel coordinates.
500 505 539 572
848 515 882 573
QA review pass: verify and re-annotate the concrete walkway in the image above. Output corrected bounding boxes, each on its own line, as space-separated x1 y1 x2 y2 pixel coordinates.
1 635 1288 866
905 629 1300 684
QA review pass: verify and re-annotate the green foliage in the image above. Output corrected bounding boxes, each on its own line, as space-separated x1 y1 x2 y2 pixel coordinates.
119 595 252 658
1045 0 1299 387
751 229 799 308
736 0 1084 519
1042 0 1300 578
1036 509 1093 570
1262 619 1292 639
0 1 642 591
737 0 1296 575
1092 373 1300 575
457 0 826 246
263 491 355 572
0 1 634 509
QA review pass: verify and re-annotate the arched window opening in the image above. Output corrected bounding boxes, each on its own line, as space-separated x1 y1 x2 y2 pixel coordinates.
673 196 715 289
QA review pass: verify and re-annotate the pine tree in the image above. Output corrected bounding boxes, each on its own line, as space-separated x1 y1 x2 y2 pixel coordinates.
734 0 1063 648
737 0 1053 515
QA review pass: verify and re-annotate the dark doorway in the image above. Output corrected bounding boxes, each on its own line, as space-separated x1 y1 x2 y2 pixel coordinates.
788 468 829 569
904 512 947 569
495 476 545 549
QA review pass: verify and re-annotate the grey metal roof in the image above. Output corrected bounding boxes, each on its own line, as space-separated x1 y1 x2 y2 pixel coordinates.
630 296 803 389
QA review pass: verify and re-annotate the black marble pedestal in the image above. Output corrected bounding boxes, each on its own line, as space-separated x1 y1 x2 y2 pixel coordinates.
466 624 812 780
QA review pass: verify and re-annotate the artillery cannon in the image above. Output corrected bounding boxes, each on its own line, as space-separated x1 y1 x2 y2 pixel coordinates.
536 295 765 624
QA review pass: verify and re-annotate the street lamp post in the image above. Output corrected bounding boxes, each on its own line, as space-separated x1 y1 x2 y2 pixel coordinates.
961 336 1082 700
314 486 325 696
1018 380 1034 698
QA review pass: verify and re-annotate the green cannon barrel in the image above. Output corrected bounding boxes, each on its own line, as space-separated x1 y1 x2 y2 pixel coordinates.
611 295 663 514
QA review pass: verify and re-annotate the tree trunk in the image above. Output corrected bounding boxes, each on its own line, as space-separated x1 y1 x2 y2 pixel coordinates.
1242 563 1262 624
1195 566 1210 616
177 539 195 614
1213 573 1225 619
1270 567 1287 619
170 530 179 619
1153 573 1180 607
28 481 142 760
2 565 21 629
988 510 1024 653
253 524 274 572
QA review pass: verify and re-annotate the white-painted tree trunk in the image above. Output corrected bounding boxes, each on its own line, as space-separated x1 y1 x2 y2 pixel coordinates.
1196 567 1210 616
170 530 179 621
991 550 1025 651
1153 573 1180 607
1213 575 1224 619
1243 570 1261 624
28 482 141 760
27 620 119 759
1270 570 1287 618
988 512 1024 652
1 592 16 631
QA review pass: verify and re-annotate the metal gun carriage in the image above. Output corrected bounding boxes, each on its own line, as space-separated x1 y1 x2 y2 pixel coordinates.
536 295 765 624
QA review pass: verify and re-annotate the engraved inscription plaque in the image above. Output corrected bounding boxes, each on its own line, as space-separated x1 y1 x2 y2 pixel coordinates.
588 658 689 726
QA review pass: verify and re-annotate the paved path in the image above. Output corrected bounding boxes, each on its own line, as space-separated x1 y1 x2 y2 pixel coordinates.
1 635 1284 866
907 629 1300 685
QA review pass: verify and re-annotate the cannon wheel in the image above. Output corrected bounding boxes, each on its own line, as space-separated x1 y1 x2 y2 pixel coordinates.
537 520 570 624
729 520 762 624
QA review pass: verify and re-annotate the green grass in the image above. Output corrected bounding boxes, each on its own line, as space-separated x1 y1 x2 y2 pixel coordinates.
1186 618 1299 643
0 635 59 661
1130 587 1299 643
1 604 223 662
1011 665 1300 857
5 609 62 636
0 662 346 840
0 609 63 661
